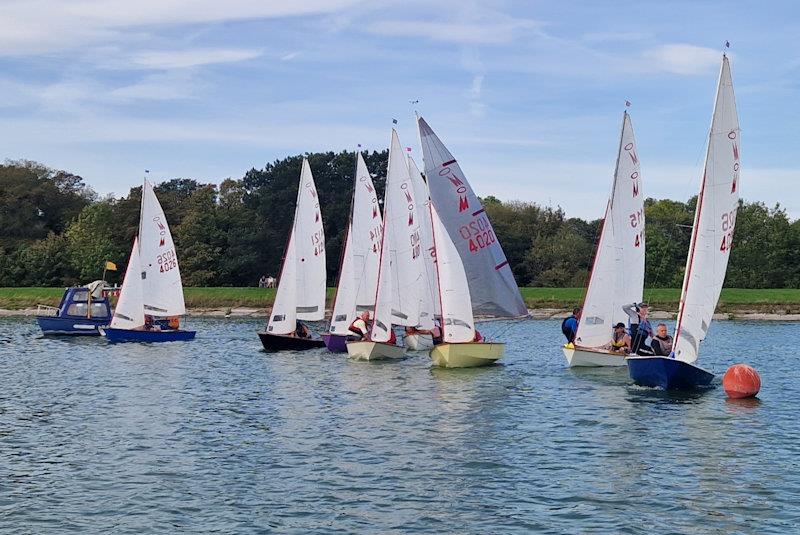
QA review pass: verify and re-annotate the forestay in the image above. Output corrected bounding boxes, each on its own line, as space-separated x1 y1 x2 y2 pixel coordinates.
371 130 424 343
674 55 740 364
268 158 327 335
408 155 439 329
417 117 527 317
329 152 383 334
111 238 145 330
575 111 645 348
139 180 186 316
430 203 474 343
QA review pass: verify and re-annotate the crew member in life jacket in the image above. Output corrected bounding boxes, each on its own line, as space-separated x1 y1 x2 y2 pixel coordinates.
608 322 631 353
292 321 311 339
622 302 653 355
650 323 674 356
561 307 581 344
347 311 371 341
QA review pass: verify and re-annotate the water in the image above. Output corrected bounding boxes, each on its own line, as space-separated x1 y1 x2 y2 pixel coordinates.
0 317 798 534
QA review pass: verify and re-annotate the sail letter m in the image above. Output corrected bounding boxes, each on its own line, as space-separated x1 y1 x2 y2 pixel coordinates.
458 196 469 212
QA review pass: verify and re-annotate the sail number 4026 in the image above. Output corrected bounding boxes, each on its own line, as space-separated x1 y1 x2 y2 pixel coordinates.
720 210 736 252
158 250 177 272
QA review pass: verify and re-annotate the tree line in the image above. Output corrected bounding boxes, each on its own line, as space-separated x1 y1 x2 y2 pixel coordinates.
0 155 796 289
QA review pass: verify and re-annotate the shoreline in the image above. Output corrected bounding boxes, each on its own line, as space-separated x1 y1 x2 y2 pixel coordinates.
7 307 800 322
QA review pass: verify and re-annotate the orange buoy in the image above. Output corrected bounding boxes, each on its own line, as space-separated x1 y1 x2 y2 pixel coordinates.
722 364 761 399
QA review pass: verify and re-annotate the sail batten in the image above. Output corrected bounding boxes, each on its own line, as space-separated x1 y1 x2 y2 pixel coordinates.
417 117 526 317
674 55 740 364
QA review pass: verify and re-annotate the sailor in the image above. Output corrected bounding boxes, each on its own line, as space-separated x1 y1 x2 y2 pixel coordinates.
609 322 631 353
431 318 443 344
347 311 371 341
473 329 483 342
623 303 653 355
561 307 581 343
293 321 311 339
650 323 674 356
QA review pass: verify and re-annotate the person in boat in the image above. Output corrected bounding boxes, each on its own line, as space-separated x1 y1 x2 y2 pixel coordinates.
431 318 443 344
347 311 371 341
650 323 674 356
473 329 483 342
293 321 311 339
622 302 653 355
561 307 581 343
608 322 631 354
167 316 180 330
140 315 161 332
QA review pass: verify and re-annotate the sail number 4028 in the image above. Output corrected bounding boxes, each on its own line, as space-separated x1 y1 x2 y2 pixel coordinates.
158 250 177 272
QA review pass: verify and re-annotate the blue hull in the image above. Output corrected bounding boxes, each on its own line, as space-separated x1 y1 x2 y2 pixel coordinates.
627 356 714 390
104 328 196 343
37 316 109 336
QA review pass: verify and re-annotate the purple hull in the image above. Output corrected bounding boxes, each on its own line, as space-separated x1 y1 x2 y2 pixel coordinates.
322 333 348 352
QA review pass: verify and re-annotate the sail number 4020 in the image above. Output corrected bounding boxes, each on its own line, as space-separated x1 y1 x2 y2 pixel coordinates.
158 250 177 272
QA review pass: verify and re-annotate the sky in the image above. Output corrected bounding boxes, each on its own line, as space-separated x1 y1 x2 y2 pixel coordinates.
0 0 797 220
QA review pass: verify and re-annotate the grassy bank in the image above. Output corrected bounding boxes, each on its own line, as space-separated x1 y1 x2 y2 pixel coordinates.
4 287 800 312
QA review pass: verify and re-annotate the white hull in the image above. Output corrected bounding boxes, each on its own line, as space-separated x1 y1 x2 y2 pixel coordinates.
562 345 627 367
404 333 434 351
346 341 406 360
430 342 504 368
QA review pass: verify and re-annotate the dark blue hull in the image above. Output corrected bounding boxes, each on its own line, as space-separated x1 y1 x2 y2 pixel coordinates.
37 316 109 336
104 328 196 343
627 356 714 390
258 332 326 351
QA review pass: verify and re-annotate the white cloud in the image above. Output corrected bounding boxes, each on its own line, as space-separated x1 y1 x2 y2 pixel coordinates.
280 51 301 61
367 17 539 45
643 44 721 75
131 48 262 69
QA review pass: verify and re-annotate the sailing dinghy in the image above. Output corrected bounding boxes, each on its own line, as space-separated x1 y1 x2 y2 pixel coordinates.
322 151 383 352
563 110 645 367
404 154 439 351
258 158 327 351
104 180 195 343
628 54 739 389
417 116 527 367
346 129 424 360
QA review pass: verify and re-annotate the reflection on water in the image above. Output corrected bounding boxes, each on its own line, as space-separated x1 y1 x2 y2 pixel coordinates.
0 316 796 533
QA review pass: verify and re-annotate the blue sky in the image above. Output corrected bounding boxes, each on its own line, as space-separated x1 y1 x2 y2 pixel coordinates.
0 0 797 219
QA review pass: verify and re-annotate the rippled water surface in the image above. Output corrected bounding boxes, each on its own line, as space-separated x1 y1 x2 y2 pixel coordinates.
1 317 798 533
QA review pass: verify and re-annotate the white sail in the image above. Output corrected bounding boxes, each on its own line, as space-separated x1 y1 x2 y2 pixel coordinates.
408 154 439 329
329 152 383 334
139 180 186 316
371 130 424 342
111 237 145 330
268 158 327 335
575 111 645 347
418 117 527 317
674 55 740 364
430 203 474 343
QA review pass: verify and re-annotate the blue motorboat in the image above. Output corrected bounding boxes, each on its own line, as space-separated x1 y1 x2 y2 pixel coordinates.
36 282 114 336
627 355 714 390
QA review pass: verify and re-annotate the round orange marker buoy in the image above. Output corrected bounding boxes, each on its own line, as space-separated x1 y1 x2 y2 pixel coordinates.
723 364 761 399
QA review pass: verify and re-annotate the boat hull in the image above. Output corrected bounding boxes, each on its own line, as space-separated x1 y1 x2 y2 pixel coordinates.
322 333 349 353
346 341 406 360
104 328 196 343
430 342 504 368
37 316 109 336
258 332 325 351
404 333 434 351
627 355 714 390
562 345 627 367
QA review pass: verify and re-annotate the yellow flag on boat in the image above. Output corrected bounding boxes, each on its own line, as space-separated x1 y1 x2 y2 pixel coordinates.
105 261 118 271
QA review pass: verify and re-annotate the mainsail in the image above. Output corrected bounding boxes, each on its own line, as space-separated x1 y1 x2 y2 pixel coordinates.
575 111 645 347
430 203 474 343
674 55 740 364
268 158 327 335
329 152 383 334
371 129 424 342
110 237 145 330
408 154 439 328
139 180 186 316
417 117 527 317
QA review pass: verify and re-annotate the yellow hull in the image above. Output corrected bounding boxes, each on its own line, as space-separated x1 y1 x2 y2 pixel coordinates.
429 342 504 368
346 341 406 360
